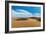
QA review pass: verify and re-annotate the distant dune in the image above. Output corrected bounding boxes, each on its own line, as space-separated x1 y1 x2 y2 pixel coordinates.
11 17 41 28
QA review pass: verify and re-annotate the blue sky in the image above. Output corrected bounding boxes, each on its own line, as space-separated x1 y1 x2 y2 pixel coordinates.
11 6 41 18
12 6 41 13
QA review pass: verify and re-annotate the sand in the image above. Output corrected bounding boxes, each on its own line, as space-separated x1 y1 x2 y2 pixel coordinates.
11 18 41 28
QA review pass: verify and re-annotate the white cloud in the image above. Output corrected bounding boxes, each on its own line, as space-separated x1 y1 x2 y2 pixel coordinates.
33 13 41 17
11 9 33 18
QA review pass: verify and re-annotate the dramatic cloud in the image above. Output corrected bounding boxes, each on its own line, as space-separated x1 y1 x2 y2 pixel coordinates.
11 9 33 18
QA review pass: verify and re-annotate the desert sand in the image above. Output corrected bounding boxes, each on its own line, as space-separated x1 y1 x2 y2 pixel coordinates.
11 18 41 28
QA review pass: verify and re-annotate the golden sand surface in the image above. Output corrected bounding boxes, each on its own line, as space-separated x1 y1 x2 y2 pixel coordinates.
11 18 41 28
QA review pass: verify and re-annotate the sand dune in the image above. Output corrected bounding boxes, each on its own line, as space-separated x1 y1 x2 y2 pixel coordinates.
12 18 41 28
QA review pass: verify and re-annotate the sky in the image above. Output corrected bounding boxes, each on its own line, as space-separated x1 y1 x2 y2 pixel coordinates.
11 6 41 18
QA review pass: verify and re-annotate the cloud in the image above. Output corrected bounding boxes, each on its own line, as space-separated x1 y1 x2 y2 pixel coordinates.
11 9 33 18
33 13 41 17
